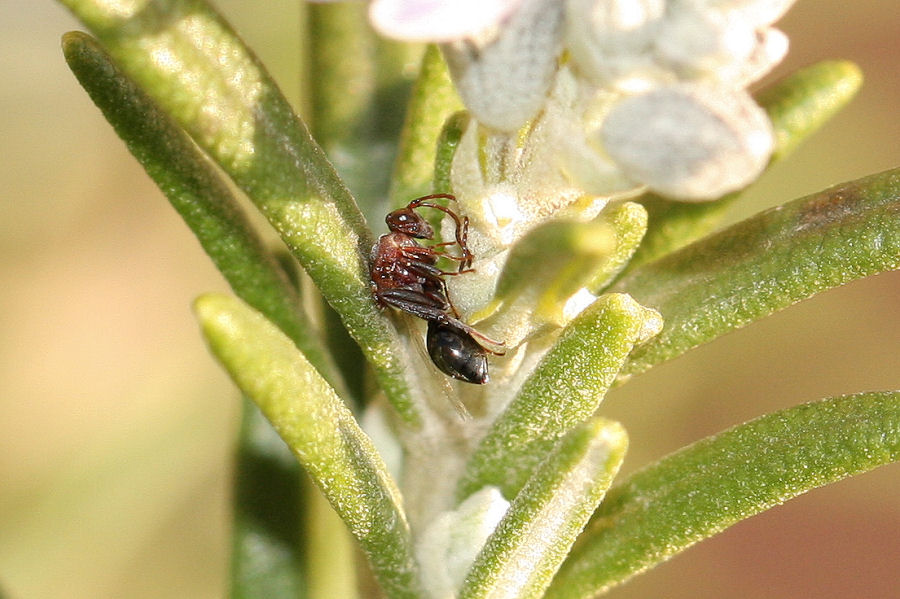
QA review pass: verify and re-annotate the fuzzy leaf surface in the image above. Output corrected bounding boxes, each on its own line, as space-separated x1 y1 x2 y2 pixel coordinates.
546 391 900 599
616 167 900 377
61 31 347 396
459 294 660 500
460 419 627 599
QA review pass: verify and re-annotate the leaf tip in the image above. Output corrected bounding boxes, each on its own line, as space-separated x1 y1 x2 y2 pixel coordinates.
192 292 241 339
601 292 663 343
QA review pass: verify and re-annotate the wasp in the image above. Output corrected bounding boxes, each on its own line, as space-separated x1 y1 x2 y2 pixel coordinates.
370 194 504 384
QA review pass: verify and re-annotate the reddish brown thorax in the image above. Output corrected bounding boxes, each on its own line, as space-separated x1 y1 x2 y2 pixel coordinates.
368 194 504 384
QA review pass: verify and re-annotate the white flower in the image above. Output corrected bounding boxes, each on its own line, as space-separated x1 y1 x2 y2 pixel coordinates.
599 82 774 199
368 0 796 201
565 0 668 90
563 0 792 198
440 0 565 132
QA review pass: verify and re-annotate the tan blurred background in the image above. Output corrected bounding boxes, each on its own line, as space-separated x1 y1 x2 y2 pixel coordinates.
0 1 897 598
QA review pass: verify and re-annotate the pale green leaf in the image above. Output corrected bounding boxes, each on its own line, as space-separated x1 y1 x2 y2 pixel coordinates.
60 0 418 422
61 31 347 397
459 294 661 500
230 398 306 599
194 294 421 599
389 44 464 207
460 419 627 599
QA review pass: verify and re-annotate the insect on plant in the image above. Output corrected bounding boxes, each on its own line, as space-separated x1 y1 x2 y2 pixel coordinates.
370 194 505 384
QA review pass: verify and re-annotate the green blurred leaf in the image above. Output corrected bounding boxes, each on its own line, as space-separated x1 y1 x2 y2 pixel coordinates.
230 398 306 599
305 478 359 599
61 31 349 398
481 203 648 332
527 203 648 324
615 167 900 377
458 294 661 500
626 60 864 271
460 419 627 599
194 294 421 599
389 45 464 207
546 391 900 599
59 0 419 422
309 1 421 222
308 2 377 155
760 60 864 162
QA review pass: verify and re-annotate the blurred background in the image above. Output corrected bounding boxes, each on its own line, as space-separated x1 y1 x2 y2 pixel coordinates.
0 1 897 597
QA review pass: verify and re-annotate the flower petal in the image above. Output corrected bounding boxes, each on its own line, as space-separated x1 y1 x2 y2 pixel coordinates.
599 84 774 199
370 0 525 42
443 0 565 131
565 0 666 86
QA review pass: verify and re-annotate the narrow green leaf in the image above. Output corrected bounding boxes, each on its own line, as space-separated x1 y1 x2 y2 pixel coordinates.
306 2 415 405
460 419 627 599
308 1 377 155
433 111 470 195
389 45 464 207
615 167 900 377
458 294 661 500
421 109 468 244
626 60 864 271
309 1 419 221
194 294 421 599
230 398 306 599
59 0 418 422
61 31 349 399
545 391 900 599
481 203 648 332
759 60 864 162
494 203 647 312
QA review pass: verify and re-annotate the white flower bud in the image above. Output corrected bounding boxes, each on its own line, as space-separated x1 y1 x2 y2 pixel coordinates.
598 83 774 199
655 3 758 77
565 0 667 86
442 0 564 131
733 26 788 86
688 0 797 28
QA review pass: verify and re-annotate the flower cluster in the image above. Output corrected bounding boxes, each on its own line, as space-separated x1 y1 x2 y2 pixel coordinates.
372 0 794 199
368 0 794 339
